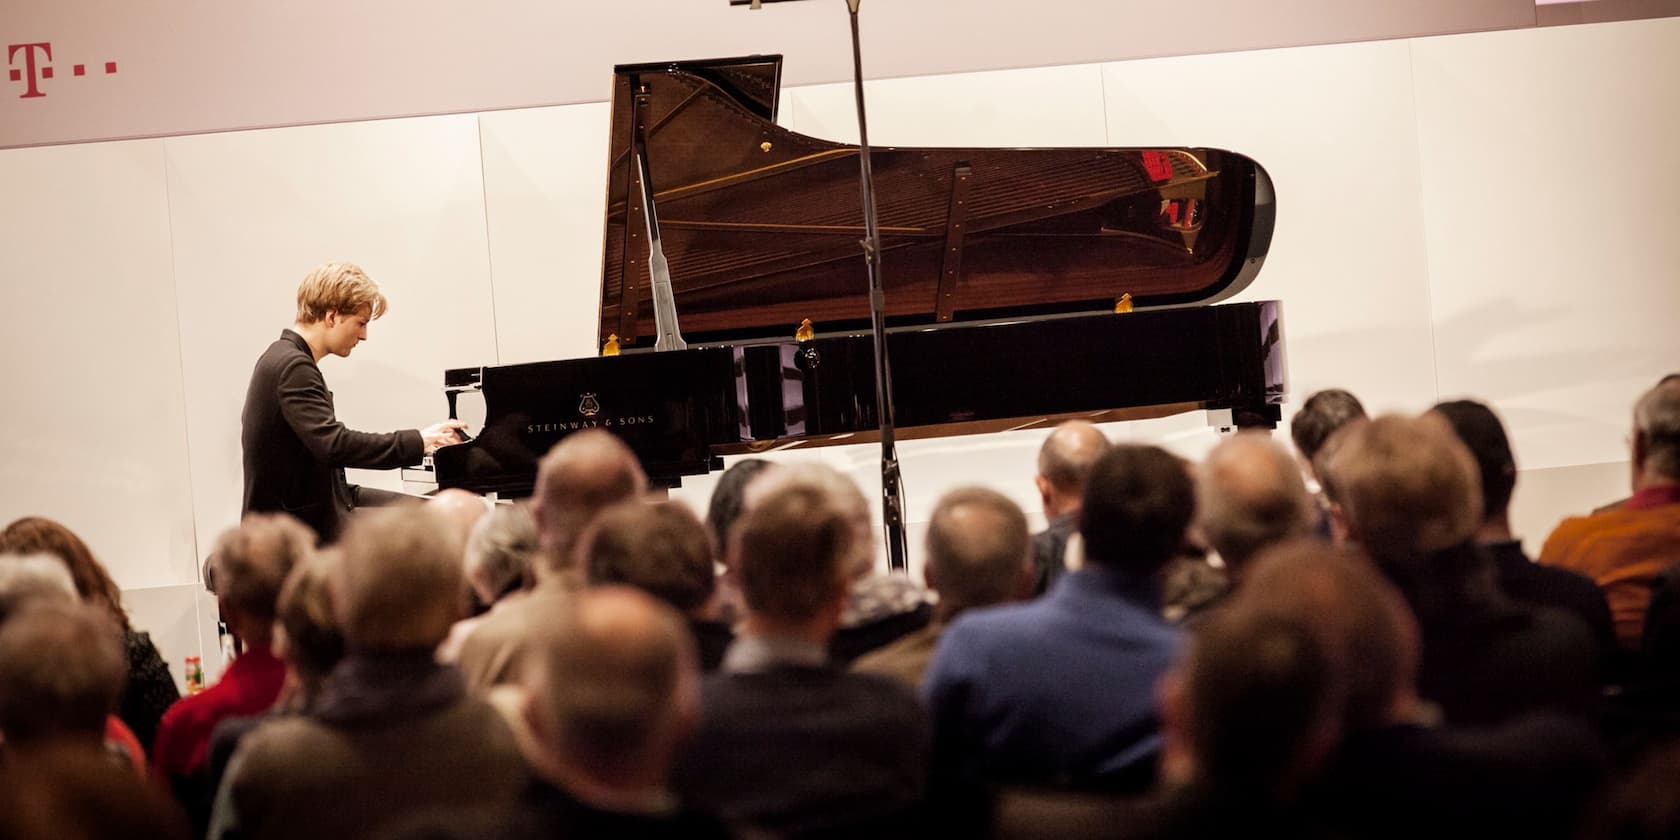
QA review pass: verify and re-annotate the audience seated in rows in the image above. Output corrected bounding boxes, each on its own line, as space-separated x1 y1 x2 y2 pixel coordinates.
925 443 1189 792
211 504 527 840
1320 413 1600 726
854 487 1034 689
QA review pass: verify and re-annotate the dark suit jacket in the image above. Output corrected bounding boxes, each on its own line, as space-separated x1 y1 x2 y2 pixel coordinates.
241 330 421 541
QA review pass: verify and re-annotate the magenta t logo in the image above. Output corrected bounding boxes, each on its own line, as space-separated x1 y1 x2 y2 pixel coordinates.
8 42 53 98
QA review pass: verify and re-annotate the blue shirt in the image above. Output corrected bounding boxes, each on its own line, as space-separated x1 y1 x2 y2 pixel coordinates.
923 565 1183 788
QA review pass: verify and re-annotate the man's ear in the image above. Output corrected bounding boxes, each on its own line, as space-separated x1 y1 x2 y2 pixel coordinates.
1034 475 1055 511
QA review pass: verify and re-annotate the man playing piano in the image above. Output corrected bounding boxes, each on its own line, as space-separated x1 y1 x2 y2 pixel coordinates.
240 262 465 542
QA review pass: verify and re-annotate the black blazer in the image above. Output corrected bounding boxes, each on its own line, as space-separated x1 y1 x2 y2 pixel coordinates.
240 330 422 541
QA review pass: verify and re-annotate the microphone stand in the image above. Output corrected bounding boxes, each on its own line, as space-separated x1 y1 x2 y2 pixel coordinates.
734 0 909 573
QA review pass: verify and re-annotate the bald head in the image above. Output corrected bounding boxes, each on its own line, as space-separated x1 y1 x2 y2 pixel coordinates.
530 430 649 576
525 586 698 785
1196 433 1316 577
1036 421 1109 518
427 489 490 546
925 488 1031 618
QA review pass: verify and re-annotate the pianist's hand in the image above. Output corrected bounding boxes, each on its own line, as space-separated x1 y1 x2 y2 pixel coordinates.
421 420 470 456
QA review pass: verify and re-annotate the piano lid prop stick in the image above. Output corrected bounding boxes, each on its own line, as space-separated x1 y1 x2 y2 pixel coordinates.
732 0 908 573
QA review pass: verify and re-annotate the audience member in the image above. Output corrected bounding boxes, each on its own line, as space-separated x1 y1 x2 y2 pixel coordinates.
1320 413 1599 726
211 504 527 840
854 487 1032 689
0 516 181 753
1289 388 1367 481
438 503 537 663
1029 420 1109 594
1541 378 1680 651
704 458 775 624
1236 540 1608 840
925 444 1190 791
1179 432 1317 620
744 462 933 664
204 551 347 802
456 429 648 690
673 480 930 837
1432 399 1617 660
153 513 314 832
1129 607 1341 839
0 601 129 761
580 500 733 671
426 488 491 555
496 587 730 838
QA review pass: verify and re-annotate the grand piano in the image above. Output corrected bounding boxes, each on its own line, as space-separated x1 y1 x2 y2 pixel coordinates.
434 54 1285 499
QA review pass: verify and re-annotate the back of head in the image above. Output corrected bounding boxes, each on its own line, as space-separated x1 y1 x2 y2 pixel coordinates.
1036 420 1110 494
705 459 775 555
924 487 1030 614
427 488 491 547
526 586 697 783
1635 379 1680 482
0 516 127 628
1181 605 1338 799
1236 539 1420 732
1195 433 1317 575
1318 414 1482 571
735 482 856 624
1290 389 1367 465
530 430 649 570
295 261 387 323
0 742 188 840
744 462 875 578
212 513 317 641
333 505 465 652
463 503 538 603
0 552 78 625
1079 444 1196 576
0 601 127 745
582 501 715 613
276 552 346 691
1431 399 1517 522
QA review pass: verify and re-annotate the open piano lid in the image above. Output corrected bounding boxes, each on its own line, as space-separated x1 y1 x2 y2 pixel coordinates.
600 55 1275 348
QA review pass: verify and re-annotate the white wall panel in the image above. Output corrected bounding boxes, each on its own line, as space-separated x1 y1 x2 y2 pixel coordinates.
164 115 498 551
1104 41 1443 427
478 103 614 365
1413 18 1680 471
784 64 1111 146
0 139 200 590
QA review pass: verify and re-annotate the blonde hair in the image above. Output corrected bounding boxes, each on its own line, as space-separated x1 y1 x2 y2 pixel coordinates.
295 262 388 324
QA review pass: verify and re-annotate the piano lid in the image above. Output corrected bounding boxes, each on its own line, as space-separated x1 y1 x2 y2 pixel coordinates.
601 55 1274 348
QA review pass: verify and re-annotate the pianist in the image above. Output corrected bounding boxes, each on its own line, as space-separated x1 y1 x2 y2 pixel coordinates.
240 262 464 542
